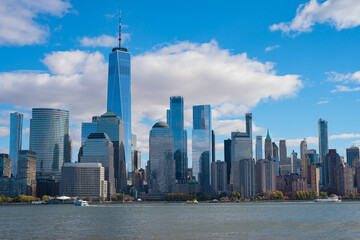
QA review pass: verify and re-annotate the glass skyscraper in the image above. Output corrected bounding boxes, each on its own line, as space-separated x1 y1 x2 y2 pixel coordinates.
81 116 100 146
9 112 23 177
318 118 328 187
149 121 175 193
30 108 69 179
192 105 212 192
255 135 262 161
107 41 131 173
167 96 188 183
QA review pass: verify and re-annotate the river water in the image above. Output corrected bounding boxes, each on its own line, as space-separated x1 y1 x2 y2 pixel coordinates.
1 202 360 239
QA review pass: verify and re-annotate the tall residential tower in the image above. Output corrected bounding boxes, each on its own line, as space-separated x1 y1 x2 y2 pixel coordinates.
9 112 23 176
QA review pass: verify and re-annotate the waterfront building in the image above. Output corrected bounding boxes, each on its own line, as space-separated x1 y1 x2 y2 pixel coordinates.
224 139 231 185
61 162 107 200
81 116 100 146
303 149 319 179
17 150 37 196
256 136 263 161
335 162 357 196
149 122 175 194
9 112 23 177
346 146 360 167
255 159 276 194
211 160 227 194
97 111 127 193
167 96 188 183
0 154 11 178
230 114 254 197
291 151 298 173
232 158 256 198
300 139 308 161
264 130 273 161
107 13 131 173
212 130 216 163
30 108 69 180
192 105 212 192
132 150 141 172
324 149 341 192
318 118 329 187
80 133 115 197
279 140 287 165
308 165 320 194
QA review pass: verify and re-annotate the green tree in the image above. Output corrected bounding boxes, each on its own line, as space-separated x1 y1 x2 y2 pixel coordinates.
319 192 328 199
231 192 240 201
41 195 50 202
349 192 356 199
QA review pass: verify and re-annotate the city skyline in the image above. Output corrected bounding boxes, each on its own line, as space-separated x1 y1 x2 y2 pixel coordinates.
1 1 360 167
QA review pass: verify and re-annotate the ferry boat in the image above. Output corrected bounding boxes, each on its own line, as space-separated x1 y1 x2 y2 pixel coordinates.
314 195 341 203
186 200 198 204
31 201 47 205
75 200 89 206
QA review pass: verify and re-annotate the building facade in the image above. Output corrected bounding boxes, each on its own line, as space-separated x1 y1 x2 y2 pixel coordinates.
96 111 127 193
9 112 23 177
29 108 69 180
167 96 187 183
291 150 298 173
81 116 99 146
255 159 276 194
300 138 308 161
335 162 357 196
324 149 341 192
192 105 212 192
232 158 256 198
61 162 107 200
211 160 227 194
80 133 115 197
224 139 231 185
256 136 262 161
346 146 360 167
107 34 131 173
279 140 287 165
318 118 329 187
264 130 273 161
149 122 175 194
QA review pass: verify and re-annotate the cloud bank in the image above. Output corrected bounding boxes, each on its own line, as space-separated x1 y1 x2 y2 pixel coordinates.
270 0 360 35
80 34 131 47
0 0 72 46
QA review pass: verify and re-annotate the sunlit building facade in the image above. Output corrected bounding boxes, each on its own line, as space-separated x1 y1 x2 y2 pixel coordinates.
30 108 69 180
192 105 212 192
167 96 187 183
10 112 23 177
107 46 131 173
318 118 328 187
149 122 175 193
256 136 262 161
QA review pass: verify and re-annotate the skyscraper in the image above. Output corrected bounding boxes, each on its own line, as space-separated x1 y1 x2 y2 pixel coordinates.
279 140 287 165
290 150 298 173
81 133 115 197
318 118 328 187
255 159 276 194
324 149 341 192
81 116 99 146
255 136 263 161
30 108 69 179
230 113 253 195
211 160 227 194
264 129 273 161
0 154 11 178
300 138 308 161
10 112 23 176
272 142 279 175
212 130 216 163
107 12 131 173
272 142 279 158
149 122 175 193
224 139 231 185
96 111 126 193
346 146 360 167
192 105 212 192
167 96 187 183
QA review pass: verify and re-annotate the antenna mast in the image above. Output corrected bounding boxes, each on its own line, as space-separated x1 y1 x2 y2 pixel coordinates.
118 11 122 49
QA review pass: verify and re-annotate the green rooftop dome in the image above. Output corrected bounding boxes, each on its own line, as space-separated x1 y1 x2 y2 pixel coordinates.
152 121 170 128
101 111 118 118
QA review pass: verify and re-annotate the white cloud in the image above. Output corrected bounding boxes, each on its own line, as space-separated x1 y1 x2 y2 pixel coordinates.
330 133 360 140
213 119 264 136
0 0 72 46
80 34 131 47
265 45 280 52
0 127 10 138
282 137 318 148
317 100 329 104
0 40 302 156
327 71 360 84
0 146 9 154
270 0 360 35
331 85 360 93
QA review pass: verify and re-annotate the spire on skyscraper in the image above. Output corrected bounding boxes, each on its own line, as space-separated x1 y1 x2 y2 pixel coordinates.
266 129 271 140
118 11 121 49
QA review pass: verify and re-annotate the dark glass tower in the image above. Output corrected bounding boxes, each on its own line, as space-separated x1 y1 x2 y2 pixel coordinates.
167 96 187 183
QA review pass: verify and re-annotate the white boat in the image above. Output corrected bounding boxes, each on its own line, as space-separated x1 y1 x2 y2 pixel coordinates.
31 201 47 205
75 200 89 206
314 195 341 202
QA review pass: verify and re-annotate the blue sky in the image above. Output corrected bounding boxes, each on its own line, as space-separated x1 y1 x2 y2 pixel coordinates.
0 0 360 167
